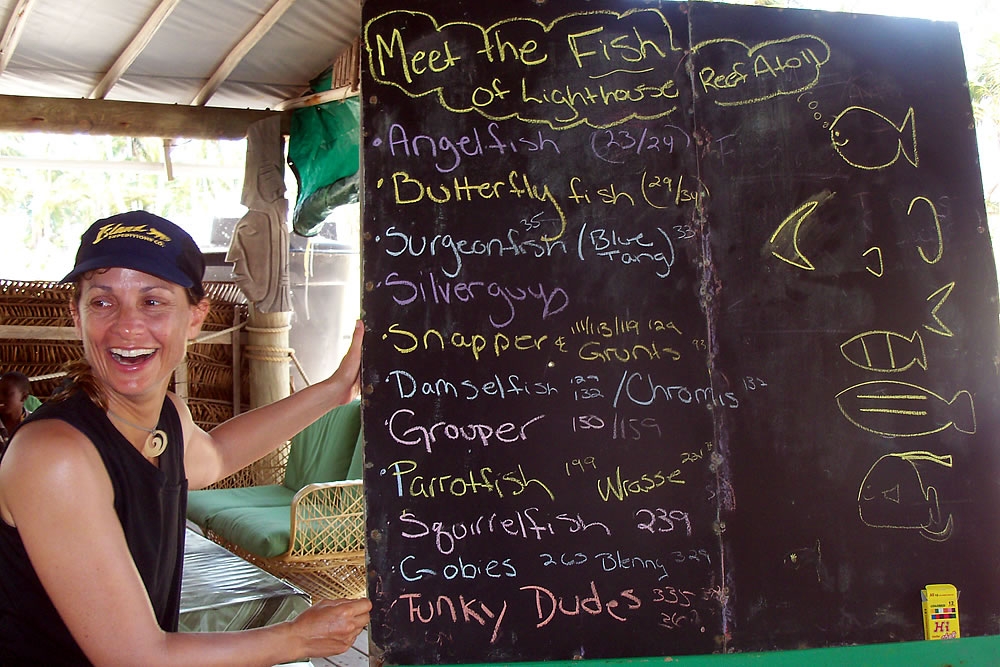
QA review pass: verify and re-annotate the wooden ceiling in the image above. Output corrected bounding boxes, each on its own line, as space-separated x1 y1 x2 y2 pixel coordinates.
0 0 361 138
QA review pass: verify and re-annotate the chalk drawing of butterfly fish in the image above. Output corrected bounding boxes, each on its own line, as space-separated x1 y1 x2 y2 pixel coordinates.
840 330 927 373
835 380 975 438
829 106 918 170
858 450 954 542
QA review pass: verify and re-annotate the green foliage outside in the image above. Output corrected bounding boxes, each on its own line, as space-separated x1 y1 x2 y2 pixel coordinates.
0 134 246 281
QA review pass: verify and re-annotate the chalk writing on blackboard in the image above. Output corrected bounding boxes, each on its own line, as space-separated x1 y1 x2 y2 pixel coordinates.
361 1 1000 663
691 35 830 106
364 9 686 129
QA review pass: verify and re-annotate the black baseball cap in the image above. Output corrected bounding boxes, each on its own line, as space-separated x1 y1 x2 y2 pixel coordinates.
63 211 205 298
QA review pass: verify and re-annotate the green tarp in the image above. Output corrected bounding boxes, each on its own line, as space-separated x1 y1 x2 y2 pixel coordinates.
288 95 360 237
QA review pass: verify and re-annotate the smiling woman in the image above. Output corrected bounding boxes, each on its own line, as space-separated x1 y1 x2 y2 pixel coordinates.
0 210 371 666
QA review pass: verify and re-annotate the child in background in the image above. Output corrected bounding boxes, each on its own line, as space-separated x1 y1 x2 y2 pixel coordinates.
0 372 32 457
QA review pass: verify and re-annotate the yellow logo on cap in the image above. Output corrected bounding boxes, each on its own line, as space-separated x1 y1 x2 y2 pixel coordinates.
93 223 172 247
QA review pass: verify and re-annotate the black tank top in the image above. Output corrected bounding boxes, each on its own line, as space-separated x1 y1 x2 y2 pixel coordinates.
0 390 187 665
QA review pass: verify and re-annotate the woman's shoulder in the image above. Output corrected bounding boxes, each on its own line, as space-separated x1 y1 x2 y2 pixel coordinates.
5 418 100 474
165 391 204 447
0 418 110 523
7 391 105 474
165 391 196 433
165 391 189 416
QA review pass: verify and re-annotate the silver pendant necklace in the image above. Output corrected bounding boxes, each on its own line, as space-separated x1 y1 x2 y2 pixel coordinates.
107 409 168 458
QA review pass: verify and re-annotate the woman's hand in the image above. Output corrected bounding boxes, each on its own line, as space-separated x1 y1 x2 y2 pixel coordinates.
319 319 364 406
289 597 372 659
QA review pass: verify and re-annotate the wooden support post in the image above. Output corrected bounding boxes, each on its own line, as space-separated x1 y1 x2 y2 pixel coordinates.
232 309 242 416
244 306 292 485
244 306 292 409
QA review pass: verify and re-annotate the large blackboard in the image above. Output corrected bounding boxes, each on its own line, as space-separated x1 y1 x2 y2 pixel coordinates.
359 1 1000 663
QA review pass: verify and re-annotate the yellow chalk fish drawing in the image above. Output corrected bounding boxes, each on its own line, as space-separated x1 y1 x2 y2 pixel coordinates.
908 196 944 264
858 450 954 542
767 190 835 270
862 246 884 277
836 380 976 437
924 282 955 338
830 106 918 170
840 330 927 373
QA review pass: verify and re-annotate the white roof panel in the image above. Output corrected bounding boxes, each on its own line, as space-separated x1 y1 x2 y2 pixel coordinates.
0 0 359 109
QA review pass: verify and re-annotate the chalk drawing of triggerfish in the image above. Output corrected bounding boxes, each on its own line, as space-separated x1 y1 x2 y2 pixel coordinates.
829 106 918 170
858 450 954 541
835 380 975 437
840 330 927 373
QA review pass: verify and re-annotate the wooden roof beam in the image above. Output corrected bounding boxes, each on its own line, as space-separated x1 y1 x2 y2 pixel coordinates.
89 0 184 100
190 0 298 107
0 95 289 139
0 0 38 75
274 83 357 111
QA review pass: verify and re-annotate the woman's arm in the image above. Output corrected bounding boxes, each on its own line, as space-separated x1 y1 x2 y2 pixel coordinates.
184 320 363 489
0 419 370 666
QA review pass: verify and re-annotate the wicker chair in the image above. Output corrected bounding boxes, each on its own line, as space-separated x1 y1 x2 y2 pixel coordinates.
187 400 366 602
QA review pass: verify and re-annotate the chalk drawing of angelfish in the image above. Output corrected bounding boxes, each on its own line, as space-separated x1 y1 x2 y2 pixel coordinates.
835 380 975 438
840 330 927 373
858 450 954 541
830 106 918 170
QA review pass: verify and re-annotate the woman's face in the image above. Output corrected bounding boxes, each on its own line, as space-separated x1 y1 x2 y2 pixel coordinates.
72 268 209 405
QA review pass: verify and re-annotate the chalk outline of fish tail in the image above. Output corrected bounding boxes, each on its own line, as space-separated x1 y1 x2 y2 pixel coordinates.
911 452 955 541
896 106 918 167
947 389 976 434
924 282 956 338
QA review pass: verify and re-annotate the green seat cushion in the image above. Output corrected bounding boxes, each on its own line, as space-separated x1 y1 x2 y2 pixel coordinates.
345 429 364 480
206 500 361 559
283 399 361 490
206 506 292 559
186 485 296 528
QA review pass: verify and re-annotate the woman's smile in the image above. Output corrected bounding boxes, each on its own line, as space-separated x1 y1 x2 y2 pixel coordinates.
108 347 158 365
